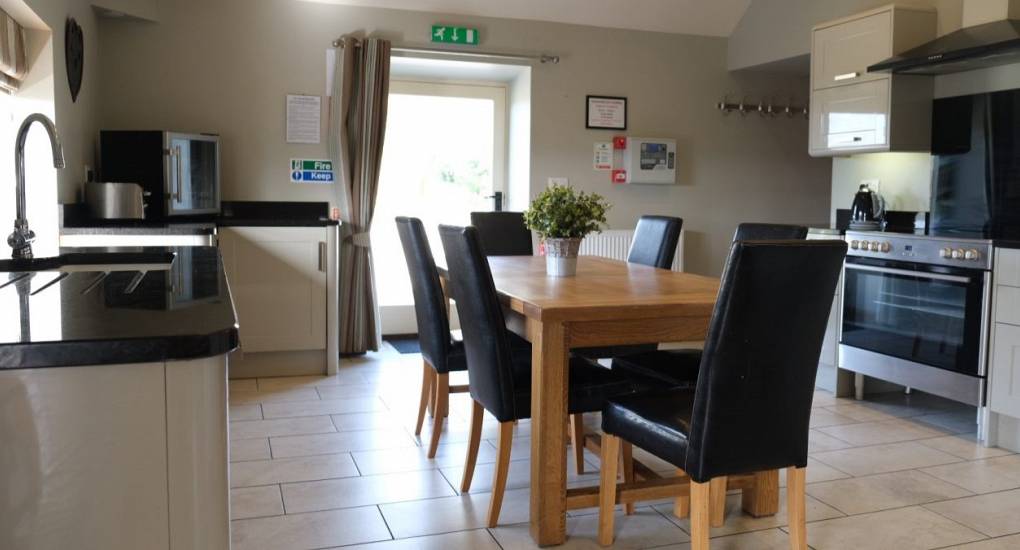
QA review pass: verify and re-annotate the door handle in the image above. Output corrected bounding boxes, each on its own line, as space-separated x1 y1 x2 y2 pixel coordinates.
834 72 860 81
318 242 327 272
485 190 504 211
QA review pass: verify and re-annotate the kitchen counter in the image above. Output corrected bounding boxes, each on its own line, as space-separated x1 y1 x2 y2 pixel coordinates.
0 246 238 369
217 200 339 227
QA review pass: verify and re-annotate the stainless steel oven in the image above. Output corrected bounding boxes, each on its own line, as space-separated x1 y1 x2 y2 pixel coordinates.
839 231 993 406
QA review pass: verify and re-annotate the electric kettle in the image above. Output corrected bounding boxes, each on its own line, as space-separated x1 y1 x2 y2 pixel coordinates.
849 183 885 231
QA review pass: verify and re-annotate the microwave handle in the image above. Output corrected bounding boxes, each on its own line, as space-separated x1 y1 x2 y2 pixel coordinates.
173 145 183 202
165 146 182 203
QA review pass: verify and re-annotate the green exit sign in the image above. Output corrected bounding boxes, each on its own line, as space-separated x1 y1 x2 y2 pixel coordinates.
431 25 478 45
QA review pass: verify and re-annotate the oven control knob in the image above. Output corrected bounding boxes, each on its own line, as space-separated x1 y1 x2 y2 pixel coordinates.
952 248 965 260
880 242 891 253
965 249 981 261
940 247 952 259
868 241 880 252
858 240 869 251
850 240 860 250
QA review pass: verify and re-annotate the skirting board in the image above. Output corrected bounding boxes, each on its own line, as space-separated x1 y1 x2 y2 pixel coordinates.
228 350 327 379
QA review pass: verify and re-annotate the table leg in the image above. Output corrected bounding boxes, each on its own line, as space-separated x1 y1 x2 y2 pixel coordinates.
528 319 569 546
741 469 780 517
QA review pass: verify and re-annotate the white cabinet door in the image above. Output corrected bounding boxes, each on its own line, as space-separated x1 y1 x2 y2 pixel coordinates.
991 323 1020 419
810 79 890 156
812 11 892 91
219 227 328 352
997 249 1020 288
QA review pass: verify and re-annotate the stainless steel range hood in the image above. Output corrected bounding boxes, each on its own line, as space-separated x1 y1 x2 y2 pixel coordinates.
869 18 1020 75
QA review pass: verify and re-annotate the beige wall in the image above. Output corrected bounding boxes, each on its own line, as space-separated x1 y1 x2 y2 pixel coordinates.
95 0 832 275
729 0 963 71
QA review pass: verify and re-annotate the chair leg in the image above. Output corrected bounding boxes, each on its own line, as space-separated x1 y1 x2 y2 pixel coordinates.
710 476 727 528
690 479 711 550
487 421 514 528
414 363 434 436
427 373 449 459
427 370 436 417
597 433 621 546
571 414 586 475
622 441 635 515
787 467 807 550
460 400 485 493
674 469 690 519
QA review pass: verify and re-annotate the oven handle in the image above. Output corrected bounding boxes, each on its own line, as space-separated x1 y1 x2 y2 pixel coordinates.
844 263 973 284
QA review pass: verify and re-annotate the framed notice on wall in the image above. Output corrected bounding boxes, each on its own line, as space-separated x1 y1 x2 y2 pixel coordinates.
586 95 627 130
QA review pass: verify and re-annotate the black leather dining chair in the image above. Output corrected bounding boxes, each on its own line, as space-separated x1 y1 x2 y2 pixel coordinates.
596 240 847 548
627 215 684 268
610 222 809 388
469 211 534 256
733 222 808 242
438 224 642 527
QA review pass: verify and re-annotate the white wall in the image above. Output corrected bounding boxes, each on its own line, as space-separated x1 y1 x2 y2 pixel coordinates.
829 153 932 224
95 0 832 275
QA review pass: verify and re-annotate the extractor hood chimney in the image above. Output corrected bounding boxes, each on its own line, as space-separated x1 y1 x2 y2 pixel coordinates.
869 0 1020 75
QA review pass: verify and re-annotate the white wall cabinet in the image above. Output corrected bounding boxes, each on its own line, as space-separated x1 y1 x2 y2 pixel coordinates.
218 227 337 368
809 4 936 157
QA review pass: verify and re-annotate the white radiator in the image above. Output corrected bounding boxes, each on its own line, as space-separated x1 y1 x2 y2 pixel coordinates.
578 229 685 272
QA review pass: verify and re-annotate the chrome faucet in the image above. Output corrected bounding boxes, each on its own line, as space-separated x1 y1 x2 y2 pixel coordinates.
8 113 65 260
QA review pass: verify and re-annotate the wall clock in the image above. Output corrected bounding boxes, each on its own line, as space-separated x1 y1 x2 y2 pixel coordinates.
65 17 84 103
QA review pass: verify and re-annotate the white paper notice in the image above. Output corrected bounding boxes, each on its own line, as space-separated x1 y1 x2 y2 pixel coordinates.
287 94 321 144
594 142 612 170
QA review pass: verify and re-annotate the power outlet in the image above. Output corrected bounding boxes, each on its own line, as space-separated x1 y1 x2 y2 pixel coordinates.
548 177 568 187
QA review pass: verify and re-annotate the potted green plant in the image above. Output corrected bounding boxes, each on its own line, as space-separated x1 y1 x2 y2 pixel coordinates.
523 184 610 276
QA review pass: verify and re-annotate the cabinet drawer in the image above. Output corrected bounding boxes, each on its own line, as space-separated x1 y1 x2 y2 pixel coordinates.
990 323 1020 418
997 285 1020 326
812 12 892 91
997 248 1020 288
810 79 890 156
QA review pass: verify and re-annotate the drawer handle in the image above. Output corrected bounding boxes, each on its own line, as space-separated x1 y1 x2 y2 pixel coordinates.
834 72 860 81
853 136 863 142
318 242 327 272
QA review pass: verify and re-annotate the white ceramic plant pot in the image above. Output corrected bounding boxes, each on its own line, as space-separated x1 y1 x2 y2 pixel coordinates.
545 237 582 277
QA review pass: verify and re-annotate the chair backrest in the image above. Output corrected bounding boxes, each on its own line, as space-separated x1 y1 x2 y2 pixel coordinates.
469 211 534 256
395 217 452 371
683 240 847 482
733 223 808 242
438 224 521 422
626 215 684 269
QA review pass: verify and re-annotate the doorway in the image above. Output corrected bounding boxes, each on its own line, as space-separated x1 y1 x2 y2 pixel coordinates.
371 79 508 334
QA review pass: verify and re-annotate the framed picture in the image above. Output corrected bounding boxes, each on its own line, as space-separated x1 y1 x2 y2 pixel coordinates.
586 95 627 130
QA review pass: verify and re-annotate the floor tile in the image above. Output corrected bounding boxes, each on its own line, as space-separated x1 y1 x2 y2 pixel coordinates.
352 441 498 475
654 488 843 537
914 411 980 434
812 441 962 476
256 375 343 391
805 469 972 515
231 506 391 550
281 469 456 513
315 383 390 400
231 438 271 462
441 453 599 494
270 429 415 459
811 390 840 408
943 534 1020 549
261 397 385 419
924 488 1020 537
230 416 337 440
917 435 1014 461
380 487 531 539
803 506 985 549
808 429 855 453
490 508 688 549
809 408 859 428
231 485 284 520
230 387 321 405
331 411 408 432
230 404 262 421
921 455 1020 494
655 528 794 549
816 418 949 446
778 458 852 487
231 454 359 488
823 403 907 423
339 529 500 550
230 378 258 392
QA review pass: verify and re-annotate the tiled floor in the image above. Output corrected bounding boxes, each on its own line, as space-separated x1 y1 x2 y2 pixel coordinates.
227 345 1020 549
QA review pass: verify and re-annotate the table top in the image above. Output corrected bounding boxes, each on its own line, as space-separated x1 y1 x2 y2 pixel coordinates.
445 256 720 322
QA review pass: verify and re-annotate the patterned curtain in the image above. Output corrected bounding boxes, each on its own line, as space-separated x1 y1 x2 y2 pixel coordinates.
0 9 27 93
329 36 390 354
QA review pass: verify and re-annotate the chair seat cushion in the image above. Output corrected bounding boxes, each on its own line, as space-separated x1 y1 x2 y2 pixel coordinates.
507 352 641 420
602 388 697 469
611 349 703 387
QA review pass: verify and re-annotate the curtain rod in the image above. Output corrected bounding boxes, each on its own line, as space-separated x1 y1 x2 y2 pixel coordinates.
331 38 559 64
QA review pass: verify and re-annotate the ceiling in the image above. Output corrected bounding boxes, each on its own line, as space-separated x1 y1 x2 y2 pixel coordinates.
306 0 753 37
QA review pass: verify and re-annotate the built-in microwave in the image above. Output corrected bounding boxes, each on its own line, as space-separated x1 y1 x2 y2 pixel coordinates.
99 130 221 219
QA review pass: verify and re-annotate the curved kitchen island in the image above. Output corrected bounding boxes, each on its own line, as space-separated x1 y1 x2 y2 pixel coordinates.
0 246 238 550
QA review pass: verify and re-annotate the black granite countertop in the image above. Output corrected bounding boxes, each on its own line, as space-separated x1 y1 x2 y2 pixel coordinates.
217 200 339 227
996 240 1020 250
61 200 339 232
0 246 238 369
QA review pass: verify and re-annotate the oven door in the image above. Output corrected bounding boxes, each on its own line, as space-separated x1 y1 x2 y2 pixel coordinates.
841 258 989 377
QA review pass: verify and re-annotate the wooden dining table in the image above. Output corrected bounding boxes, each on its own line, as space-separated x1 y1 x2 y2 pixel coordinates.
439 255 780 546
